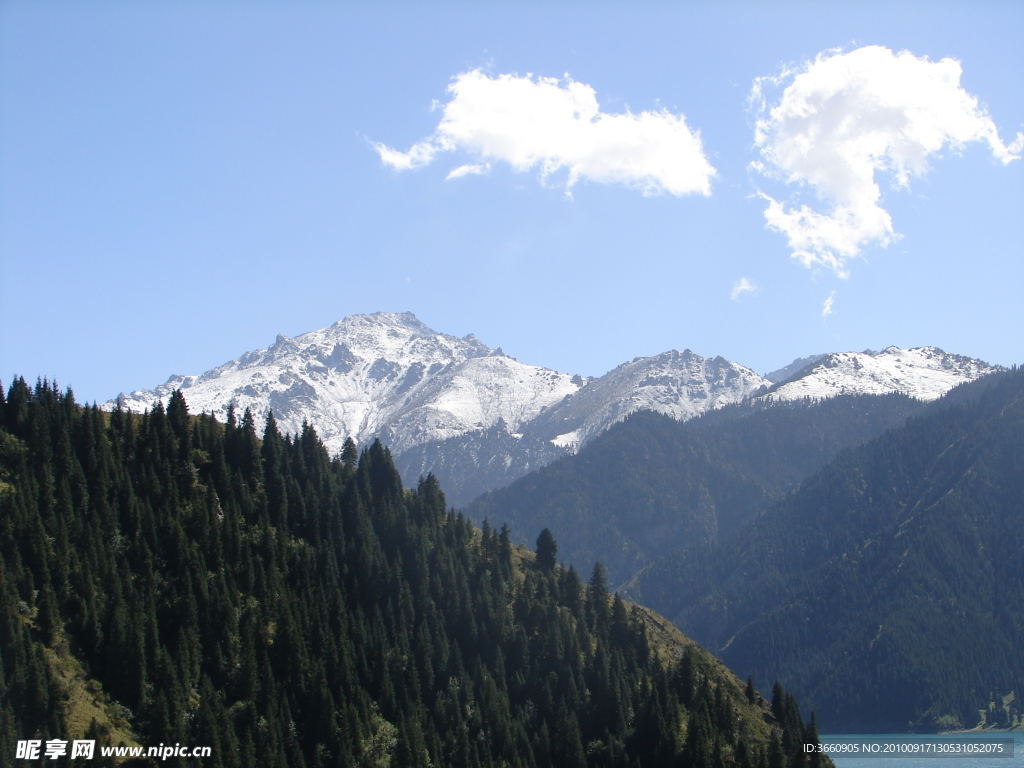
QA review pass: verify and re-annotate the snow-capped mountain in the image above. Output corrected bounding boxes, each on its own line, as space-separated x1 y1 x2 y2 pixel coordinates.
762 346 1002 403
525 350 770 451
107 314 1002 506
111 312 581 457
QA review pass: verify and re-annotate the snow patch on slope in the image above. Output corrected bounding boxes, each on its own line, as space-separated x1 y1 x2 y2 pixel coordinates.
550 430 582 450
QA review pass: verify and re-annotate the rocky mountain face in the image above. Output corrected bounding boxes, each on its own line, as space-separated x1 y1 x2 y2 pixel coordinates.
764 353 827 384
107 313 1001 506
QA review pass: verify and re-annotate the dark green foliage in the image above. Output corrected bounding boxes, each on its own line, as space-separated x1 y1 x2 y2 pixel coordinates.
0 379 825 767
635 369 1024 732
535 528 557 570
469 394 923 586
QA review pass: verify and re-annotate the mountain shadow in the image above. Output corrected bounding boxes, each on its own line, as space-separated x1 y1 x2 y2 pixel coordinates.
625 368 1024 732
467 393 924 588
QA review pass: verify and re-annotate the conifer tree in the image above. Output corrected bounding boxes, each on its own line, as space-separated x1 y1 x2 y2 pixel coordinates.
341 437 358 472
535 528 557 571
589 561 608 595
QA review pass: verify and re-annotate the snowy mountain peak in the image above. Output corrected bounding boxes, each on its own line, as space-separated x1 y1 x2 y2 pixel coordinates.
763 346 1002 402
107 312 576 457
524 348 771 450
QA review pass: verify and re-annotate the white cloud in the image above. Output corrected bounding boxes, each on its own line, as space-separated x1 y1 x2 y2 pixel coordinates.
373 70 716 196
375 140 439 171
445 163 490 180
822 291 836 318
730 277 758 301
752 45 1023 277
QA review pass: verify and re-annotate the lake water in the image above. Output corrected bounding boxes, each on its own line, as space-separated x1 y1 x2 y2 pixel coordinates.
821 733 1023 768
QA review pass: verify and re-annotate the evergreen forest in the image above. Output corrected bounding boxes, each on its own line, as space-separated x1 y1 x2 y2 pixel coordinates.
0 379 827 767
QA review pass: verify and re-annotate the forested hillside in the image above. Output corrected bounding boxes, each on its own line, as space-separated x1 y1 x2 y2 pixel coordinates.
0 379 826 767
468 394 923 587
626 368 1024 732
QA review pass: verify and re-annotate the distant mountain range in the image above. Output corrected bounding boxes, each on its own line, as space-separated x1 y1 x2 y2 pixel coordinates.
107 312 1002 506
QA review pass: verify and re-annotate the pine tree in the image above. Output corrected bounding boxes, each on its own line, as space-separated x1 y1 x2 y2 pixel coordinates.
535 528 557 571
341 437 358 472
589 561 608 595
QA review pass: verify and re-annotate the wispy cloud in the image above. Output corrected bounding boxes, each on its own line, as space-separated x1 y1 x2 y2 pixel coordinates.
730 277 759 301
822 291 836 318
373 70 716 196
446 163 490 180
751 45 1023 277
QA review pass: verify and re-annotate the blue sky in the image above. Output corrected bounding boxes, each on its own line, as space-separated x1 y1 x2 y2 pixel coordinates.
2 1 1022 404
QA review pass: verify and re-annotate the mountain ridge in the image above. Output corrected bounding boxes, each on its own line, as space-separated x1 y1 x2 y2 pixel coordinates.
105 312 1002 505
761 346 999 402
